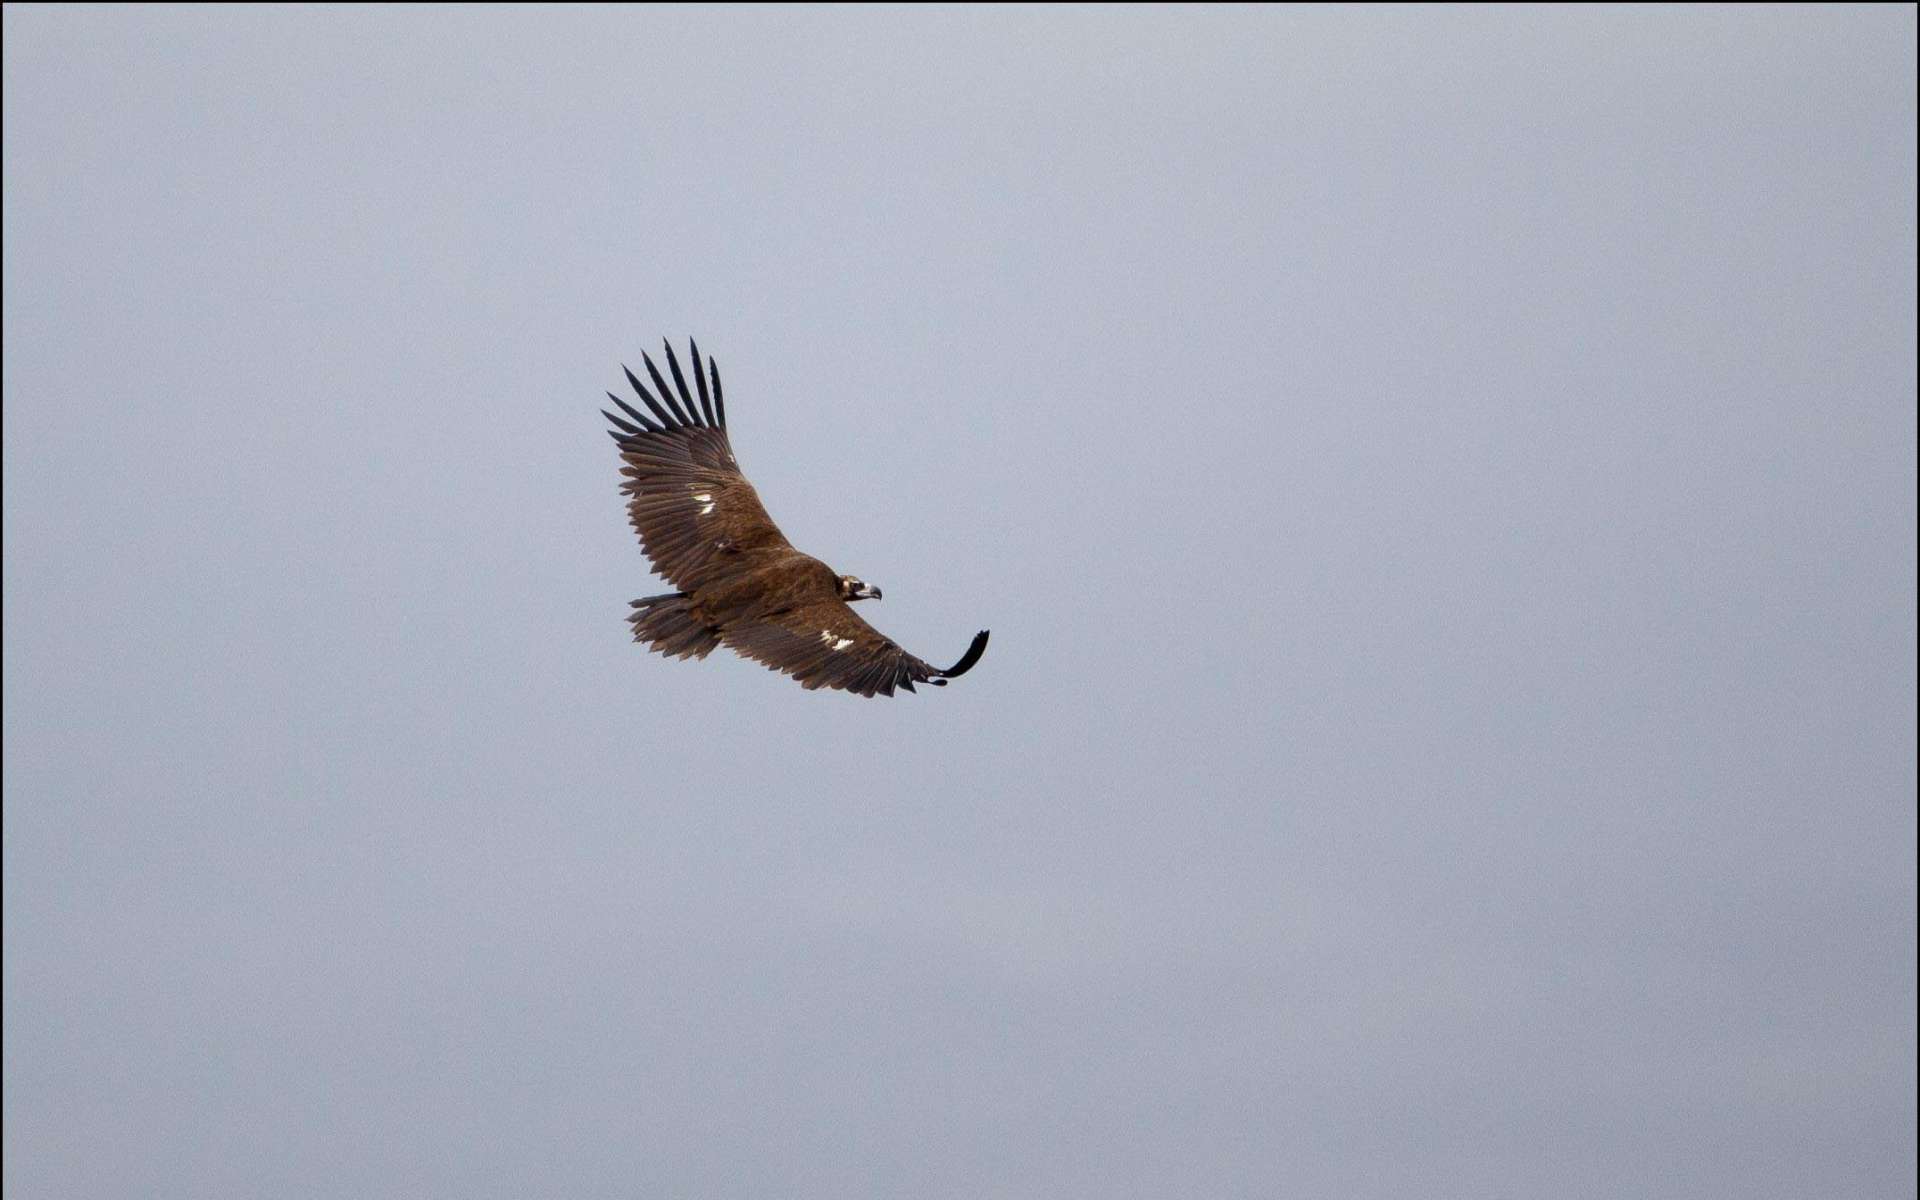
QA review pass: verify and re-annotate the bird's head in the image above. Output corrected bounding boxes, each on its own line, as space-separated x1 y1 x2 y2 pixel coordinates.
837 574 882 602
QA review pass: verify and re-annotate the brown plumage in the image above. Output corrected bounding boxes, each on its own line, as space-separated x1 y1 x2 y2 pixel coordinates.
602 339 990 698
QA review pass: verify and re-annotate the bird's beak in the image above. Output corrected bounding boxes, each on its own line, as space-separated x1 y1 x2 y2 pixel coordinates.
857 584 883 601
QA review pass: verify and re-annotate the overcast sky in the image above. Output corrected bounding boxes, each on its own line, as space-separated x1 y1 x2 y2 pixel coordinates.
4 6 1914 1198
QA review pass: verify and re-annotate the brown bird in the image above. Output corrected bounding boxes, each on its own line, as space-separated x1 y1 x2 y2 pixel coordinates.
602 339 989 697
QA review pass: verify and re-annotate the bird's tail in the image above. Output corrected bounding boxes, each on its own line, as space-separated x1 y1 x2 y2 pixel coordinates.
628 592 721 660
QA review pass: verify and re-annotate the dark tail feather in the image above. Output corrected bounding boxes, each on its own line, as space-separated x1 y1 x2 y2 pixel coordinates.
628 592 722 661
930 630 990 684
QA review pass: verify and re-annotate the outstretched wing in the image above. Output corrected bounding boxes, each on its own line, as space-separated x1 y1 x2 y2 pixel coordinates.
724 601 990 698
603 339 791 590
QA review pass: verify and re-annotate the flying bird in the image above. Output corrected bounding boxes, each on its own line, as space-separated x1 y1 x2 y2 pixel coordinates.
602 339 989 698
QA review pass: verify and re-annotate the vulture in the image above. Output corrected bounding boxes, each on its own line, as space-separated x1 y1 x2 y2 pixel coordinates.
602 339 990 698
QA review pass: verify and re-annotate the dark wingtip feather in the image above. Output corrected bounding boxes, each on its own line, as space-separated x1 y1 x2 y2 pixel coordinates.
643 351 695 427
607 390 661 433
689 338 717 426
602 407 644 436
623 364 680 428
709 358 725 428
662 340 703 427
937 630 990 679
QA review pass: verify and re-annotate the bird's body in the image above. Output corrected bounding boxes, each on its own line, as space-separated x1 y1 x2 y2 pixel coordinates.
603 340 988 697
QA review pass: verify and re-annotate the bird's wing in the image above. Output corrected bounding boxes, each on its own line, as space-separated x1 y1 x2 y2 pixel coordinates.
723 601 990 698
603 339 792 591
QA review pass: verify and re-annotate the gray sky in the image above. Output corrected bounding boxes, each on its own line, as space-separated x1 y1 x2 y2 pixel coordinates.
4 6 1914 1198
